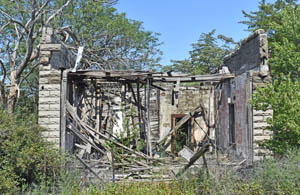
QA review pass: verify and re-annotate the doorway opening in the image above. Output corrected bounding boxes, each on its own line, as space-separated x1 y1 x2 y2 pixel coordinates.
171 114 193 155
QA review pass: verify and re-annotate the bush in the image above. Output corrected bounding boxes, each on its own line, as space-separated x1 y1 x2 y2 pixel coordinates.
253 150 300 194
0 109 64 194
251 75 300 154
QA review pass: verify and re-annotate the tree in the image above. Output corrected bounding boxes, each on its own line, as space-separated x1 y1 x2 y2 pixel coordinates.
0 0 72 113
243 1 300 153
189 30 236 74
53 0 162 71
252 76 300 154
163 30 236 75
0 0 162 113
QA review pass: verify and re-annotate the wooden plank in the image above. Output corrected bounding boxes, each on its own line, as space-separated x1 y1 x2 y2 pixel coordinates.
68 71 234 83
247 72 254 165
67 120 105 154
75 154 103 183
176 143 210 177
178 146 194 161
66 101 155 161
128 83 138 104
137 81 143 136
146 78 152 157
60 70 68 152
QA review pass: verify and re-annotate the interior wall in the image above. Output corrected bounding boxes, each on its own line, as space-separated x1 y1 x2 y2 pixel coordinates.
159 84 215 150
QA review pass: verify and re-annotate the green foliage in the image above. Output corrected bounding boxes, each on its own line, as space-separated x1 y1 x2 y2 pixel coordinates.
0 0 162 114
268 4 300 78
0 109 64 194
244 2 300 153
252 76 300 153
163 30 236 75
253 149 300 194
54 0 162 70
22 150 300 194
242 1 300 78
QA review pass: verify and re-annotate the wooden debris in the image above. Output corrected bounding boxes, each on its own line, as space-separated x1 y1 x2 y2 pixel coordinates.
176 143 210 177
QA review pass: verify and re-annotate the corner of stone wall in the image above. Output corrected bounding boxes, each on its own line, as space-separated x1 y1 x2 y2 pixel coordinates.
252 72 273 161
38 28 62 146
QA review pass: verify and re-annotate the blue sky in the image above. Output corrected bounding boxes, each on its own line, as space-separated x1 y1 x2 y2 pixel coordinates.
115 0 272 66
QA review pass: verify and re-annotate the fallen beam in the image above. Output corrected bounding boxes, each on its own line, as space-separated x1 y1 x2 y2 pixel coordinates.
66 101 155 161
158 106 203 145
176 143 210 177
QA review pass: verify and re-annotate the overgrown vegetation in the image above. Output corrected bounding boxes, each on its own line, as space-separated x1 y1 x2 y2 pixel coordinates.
246 1 300 154
3 0 300 194
24 149 300 194
3 105 300 194
0 109 64 194
252 76 300 154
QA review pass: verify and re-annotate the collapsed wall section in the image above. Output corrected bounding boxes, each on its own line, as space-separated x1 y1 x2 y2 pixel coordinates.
224 29 269 76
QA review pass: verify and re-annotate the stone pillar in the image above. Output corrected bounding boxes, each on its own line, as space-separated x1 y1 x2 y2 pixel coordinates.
38 28 62 146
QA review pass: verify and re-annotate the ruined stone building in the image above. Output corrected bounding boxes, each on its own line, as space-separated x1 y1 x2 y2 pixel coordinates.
38 28 272 180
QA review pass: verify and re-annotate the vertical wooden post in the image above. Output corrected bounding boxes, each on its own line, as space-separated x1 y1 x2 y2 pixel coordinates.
137 81 143 138
96 82 101 132
247 72 253 165
60 70 68 152
146 78 152 157
111 148 115 183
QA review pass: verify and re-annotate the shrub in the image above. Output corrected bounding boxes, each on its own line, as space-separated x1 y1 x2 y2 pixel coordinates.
253 149 300 194
0 109 64 194
251 75 300 154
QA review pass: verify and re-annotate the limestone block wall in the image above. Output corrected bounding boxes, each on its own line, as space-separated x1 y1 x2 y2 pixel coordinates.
38 28 62 146
38 65 61 145
38 28 74 147
252 73 273 160
224 29 268 76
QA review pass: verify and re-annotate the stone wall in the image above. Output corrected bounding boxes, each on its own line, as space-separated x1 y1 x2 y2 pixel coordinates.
224 29 269 76
38 28 62 145
159 84 215 151
217 29 272 162
38 28 74 147
252 72 273 160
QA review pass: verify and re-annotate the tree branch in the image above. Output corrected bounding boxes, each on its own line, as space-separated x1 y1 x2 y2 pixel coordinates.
0 59 6 84
0 8 28 33
16 23 35 79
0 22 11 33
45 0 72 26
18 62 40 88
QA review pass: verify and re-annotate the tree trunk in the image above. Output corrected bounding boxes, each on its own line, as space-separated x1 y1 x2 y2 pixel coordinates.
7 71 17 114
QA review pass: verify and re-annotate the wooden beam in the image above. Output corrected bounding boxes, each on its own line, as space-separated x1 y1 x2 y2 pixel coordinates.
176 143 210 177
146 78 152 157
66 101 155 161
68 71 235 84
67 121 106 154
60 70 68 152
75 154 103 183
158 106 203 145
